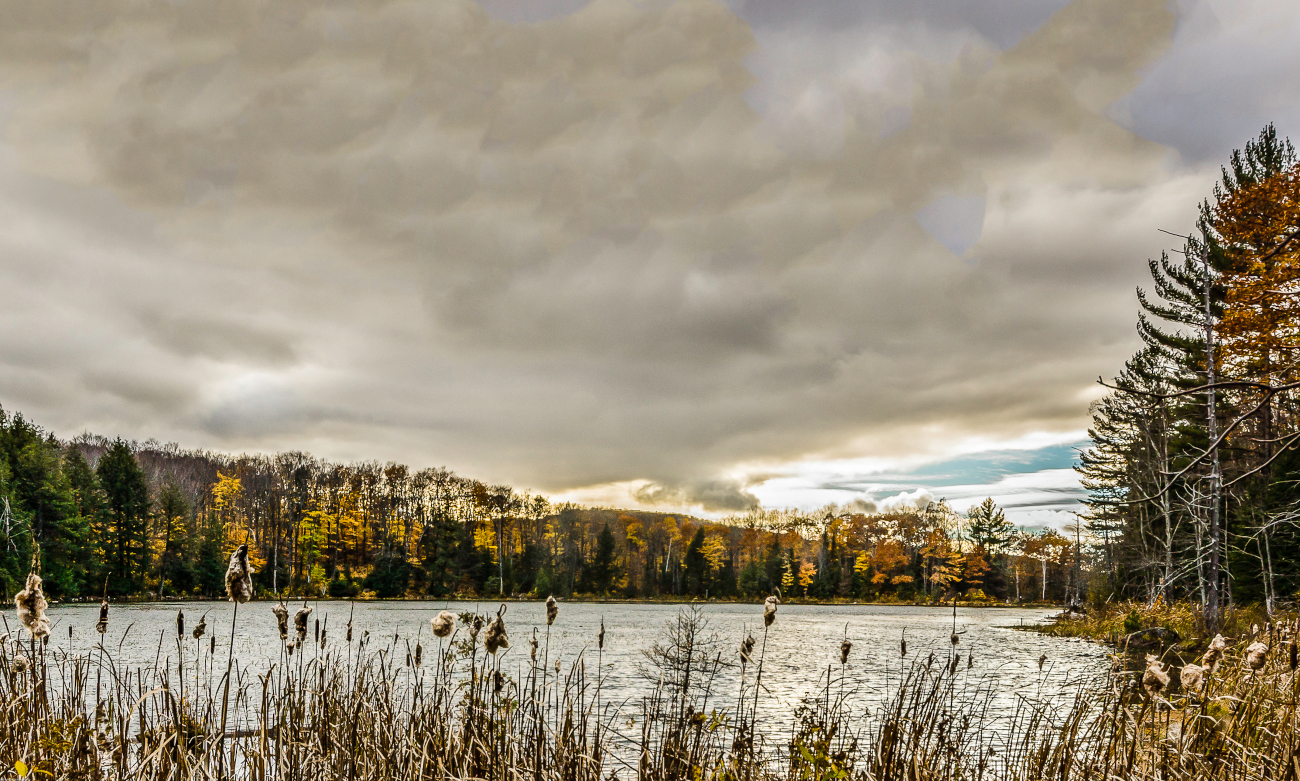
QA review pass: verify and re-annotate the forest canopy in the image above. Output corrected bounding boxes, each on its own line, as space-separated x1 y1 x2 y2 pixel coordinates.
0 407 1076 604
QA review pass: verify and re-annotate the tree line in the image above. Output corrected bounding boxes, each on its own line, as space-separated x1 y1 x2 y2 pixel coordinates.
1079 124 1300 626
0 404 1083 603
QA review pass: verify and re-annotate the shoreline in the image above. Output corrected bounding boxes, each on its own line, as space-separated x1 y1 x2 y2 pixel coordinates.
52 594 1066 609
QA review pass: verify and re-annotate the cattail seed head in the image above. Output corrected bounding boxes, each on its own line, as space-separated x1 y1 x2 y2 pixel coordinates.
11 655 28 674
900 629 908 658
96 600 109 635
414 642 422 666
314 618 320 645
949 653 959 675
840 638 852 665
554 659 560 674
740 634 756 666
471 614 483 642
286 639 295 656
1245 641 1268 671
272 603 289 640
545 596 558 626
432 611 455 638
967 651 974 669
1180 663 1205 692
1202 634 1228 672
224 545 253 603
15 571 50 639
1142 654 1169 697
1289 638 1297 672
763 595 779 627
485 605 509 655
210 636 216 654
950 632 959 647
1037 653 1047 671
530 629 539 661
294 604 312 641
346 622 354 643
176 610 184 637
598 619 606 651
494 670 504 695
320 629 326 650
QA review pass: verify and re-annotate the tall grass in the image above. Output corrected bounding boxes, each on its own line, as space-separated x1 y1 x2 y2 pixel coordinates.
0 602 1295 780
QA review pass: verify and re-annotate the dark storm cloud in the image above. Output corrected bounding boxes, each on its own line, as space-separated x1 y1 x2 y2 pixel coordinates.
0 0 1262 512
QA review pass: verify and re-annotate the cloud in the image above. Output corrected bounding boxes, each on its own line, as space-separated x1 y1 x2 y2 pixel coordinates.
634 478 760 512
877 488 935 514
0 0 1245 506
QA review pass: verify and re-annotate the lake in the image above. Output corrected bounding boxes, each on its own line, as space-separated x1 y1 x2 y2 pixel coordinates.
19 599 1108 731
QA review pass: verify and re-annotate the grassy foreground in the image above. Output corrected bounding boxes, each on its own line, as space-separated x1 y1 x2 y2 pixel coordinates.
1 596 1298 781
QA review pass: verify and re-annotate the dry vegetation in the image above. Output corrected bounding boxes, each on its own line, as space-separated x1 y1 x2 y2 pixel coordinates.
2 582 1299 779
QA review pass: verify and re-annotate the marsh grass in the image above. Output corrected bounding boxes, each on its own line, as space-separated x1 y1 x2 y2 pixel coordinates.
0 604 1296 780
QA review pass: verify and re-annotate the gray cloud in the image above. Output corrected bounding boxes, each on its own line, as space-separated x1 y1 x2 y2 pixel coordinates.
0 0 1253 508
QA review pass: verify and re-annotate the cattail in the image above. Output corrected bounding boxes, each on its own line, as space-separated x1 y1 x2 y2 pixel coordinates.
763 595 779 627
1180 663 1205 692
177 610 185 637
432 611 456 638
15 571 50 640
1037 653 1047 671
1289 637 1297 672
1143 654 1169 697
546 596 558 626
485 605 509 655
530 629 539 661
900 630 908 658
967 651 974 669
272 603 289 640
11 655 28 674
414 642 423 666
1202 634 1228 672
471 615 483 642
554 659 561 674
96 600 109 635
294 604 312 642
494 670 505 695
286 639 295 656
598 619 606 651
740 634 756 666
320 629 327 650
314 618 320 645
949 653 960 675
346 622 354 643
210 636 216 655
1245 641 1268 671
224 545 253 603
840 638 852 665
950 632 959 647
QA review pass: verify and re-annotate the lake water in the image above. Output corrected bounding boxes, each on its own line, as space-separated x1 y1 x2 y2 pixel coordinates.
17 599 1108 732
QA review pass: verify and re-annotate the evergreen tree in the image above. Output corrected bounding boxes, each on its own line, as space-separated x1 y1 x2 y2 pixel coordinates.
97 440 151 595
157 482 193 595
683 527 708 596
64 448 109 591
12 442 87 598
585 522 618 594
419 508 460 597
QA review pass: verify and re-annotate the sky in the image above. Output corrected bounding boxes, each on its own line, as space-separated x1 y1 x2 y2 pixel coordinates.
1 0 1297 529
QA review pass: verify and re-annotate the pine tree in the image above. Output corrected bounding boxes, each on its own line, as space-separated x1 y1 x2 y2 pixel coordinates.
586 522 619 594
97 440 151 595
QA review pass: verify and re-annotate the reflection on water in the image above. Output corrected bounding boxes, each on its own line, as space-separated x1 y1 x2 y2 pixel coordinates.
24 600 1108 728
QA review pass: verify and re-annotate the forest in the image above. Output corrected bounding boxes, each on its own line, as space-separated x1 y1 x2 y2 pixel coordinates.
1080 124 1300 626
0 406 1083 604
